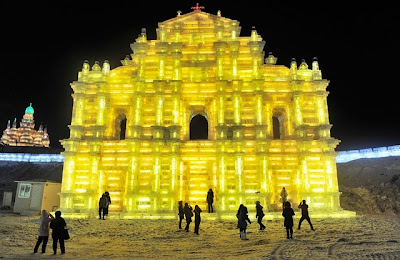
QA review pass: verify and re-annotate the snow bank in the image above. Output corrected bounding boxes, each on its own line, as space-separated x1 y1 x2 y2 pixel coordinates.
338 157 400 215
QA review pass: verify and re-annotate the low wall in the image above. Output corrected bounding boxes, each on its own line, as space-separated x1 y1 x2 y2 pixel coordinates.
336 145 400 163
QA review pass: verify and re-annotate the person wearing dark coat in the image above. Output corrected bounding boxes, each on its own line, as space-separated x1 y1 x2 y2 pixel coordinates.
194 205 202 235
99 194 107 220
236 204 244 229
255 201 266 230
183 203 193 232
49 211 67 254
178 201 184 229
282 201 295 239
206 188 214 213
298 200 314 231
34 210 54 253
104 191 111 216
237 205 251 240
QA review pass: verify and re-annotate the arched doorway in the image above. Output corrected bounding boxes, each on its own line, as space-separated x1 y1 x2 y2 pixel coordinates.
119 117 127 140
190 114 208 140
114 115 127 140
272 116 281 139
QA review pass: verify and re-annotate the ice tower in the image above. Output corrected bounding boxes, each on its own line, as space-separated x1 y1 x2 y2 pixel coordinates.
1 103 50 147
60 7 354 218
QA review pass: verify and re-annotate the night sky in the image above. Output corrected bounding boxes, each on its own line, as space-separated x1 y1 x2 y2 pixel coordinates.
1 2 398 151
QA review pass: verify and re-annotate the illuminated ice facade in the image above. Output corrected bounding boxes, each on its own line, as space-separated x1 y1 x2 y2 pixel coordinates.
1 104 50 147
60 9 351 218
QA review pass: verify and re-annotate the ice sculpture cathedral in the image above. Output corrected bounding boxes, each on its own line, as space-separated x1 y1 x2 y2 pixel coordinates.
60 7 354 218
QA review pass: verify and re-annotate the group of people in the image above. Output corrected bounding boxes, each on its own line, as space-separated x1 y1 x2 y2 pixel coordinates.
34 188 314 254
176 188 213 235
280 187 314 239
98 191 111 220
33 210 67 255
282 200 315 239
33 190 112 255
235 201 267 240
178 201 202 235
237 198 315 240
176 187 314 240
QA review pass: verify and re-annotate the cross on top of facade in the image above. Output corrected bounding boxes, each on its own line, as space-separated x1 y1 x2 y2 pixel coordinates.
191 3 205 12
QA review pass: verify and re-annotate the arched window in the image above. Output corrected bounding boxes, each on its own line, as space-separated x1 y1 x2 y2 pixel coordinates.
272 116 281 139
190 114 208 140
119 117 127 140
115 115 127 140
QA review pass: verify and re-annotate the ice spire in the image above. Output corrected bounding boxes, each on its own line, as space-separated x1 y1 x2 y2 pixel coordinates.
265 52 277 65
312 57 322 80
92 61 101 71
298 59 308 70
290 58 297 79
102 60 110 75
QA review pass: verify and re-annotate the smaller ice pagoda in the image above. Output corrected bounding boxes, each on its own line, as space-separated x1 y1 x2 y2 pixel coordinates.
1 103 50 147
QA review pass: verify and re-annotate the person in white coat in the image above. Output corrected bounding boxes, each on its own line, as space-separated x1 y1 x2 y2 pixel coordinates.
33 210 54 253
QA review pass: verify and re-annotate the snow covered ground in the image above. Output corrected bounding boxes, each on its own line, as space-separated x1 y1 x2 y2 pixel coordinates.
1 211 400 259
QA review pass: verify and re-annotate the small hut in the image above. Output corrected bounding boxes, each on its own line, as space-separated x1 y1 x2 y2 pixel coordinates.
13 179 61 216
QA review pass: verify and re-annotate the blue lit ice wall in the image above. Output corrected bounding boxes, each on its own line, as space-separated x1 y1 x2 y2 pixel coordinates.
0 153 64 163
0 145 399 163
335 145 400 163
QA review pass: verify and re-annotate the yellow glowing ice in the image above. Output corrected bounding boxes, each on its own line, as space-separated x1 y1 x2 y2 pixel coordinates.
60 9 351 218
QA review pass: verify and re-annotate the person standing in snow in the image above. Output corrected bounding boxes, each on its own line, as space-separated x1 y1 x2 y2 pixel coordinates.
183 203 193 232
206 188 214 213
104 191 111 216
236 204 244 229
255 201 266 230
49 211 67 255
298 200 314 231
280 187 288 210
282 201 295 239
33 210 54 254
178 201 184 229
237 205 251 240
99 194 108 220
194 205 202 235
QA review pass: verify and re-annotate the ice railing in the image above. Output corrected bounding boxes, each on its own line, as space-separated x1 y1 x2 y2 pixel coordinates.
0 145 400 163
0 153 64 163
336 145 400 163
